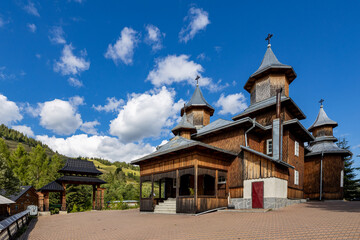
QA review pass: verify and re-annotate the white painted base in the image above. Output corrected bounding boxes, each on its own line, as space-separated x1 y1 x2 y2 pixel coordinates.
59 211 68 215
243 177 288 199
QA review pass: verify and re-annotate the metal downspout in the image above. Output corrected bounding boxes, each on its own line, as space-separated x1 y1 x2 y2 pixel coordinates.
320 151 324 200
245 118 256 147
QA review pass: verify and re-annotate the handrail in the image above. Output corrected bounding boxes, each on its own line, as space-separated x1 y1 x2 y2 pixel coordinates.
0 209 30 239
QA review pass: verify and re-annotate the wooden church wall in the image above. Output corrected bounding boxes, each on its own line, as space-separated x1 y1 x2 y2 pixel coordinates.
199 128 245 153
243 151 288 181
304 155 344 200
140 153 195 176
286 131 305 199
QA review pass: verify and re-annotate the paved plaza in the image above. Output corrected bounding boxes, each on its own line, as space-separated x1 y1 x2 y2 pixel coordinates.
23 201 360 240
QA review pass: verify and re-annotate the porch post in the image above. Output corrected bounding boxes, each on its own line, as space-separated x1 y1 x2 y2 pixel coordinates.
140 178 142 200
92 185 96 210
61 183 66 211
37 192 44 212
151 174 154 209
6 205 11 216
44 192 49 211
215 170 218 198
176 170 179 198
101 189 105 209
97 186 101 210
159 179 162 199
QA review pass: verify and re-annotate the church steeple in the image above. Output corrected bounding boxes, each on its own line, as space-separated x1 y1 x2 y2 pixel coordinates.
245 35 297 105
181 77 214 129
308 100 338 138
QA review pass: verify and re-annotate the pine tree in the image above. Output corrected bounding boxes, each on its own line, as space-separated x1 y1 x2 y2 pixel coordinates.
10 143 30 185
28 145 50 189
337 138 360 199
0 145 20 196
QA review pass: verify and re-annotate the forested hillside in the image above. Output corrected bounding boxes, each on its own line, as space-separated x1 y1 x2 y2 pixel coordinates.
0 124 141 212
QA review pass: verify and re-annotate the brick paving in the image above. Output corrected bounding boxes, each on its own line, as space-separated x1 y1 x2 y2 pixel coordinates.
24 201 360 240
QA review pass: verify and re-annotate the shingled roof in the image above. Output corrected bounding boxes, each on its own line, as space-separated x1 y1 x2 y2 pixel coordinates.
0 186 33 202
58 158 103 176
308 105 338 131
131 136 237 164
172 112 196 135
244 44 296 92
38 181 65 192
181 84 214 115
57 175 106 184
306 141 352 157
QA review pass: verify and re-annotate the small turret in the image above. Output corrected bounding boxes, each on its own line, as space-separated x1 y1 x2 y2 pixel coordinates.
181 77 214 129
308 100 338 138
244 35 296 105
172 110 196 139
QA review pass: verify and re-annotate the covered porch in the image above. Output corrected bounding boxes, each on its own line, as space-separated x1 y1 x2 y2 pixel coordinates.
140 166 229 214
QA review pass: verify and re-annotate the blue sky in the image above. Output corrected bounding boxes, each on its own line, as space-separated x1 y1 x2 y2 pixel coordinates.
0 0 359 173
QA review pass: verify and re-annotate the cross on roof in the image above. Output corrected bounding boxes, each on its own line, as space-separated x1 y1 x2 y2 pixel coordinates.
195 75 200 85
265 33 273 45
319 99 324 107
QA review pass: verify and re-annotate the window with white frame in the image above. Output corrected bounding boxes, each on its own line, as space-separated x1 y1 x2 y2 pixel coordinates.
340 170 344 187
294 170 299 185
295 141 299 156
266 139 273 155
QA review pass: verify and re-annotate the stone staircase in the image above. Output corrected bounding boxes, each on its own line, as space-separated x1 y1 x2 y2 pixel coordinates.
154 198 176 214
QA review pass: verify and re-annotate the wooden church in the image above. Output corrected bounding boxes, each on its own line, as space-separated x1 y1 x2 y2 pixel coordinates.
132 38 352 214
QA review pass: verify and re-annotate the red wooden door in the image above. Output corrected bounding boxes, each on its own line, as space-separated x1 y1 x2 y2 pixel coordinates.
252 181 264 209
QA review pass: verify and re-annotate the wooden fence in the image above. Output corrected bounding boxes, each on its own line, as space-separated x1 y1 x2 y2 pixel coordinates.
0 210 30 240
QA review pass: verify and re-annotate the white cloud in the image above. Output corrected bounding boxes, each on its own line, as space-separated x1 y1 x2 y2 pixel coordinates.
80 121 100 135
145 24 165 51
179 7 210 43
27 23 36 33
93 97 124 113
105 27 139 65
0 94 23 125
110 86 184 142
146 54 211 87
197 53 207 60
23 1 40 17
35 54 41 59
54 44 90 75
39 99 83 135
12 125 34 137
69 96 85 106
49 26 66 44
36 134 155 162
68 77 83 87
215 92 248 115
0 67 16 80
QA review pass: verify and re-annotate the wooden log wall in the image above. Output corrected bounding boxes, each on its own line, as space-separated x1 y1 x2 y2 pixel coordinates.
199 128 244 153
140 199 154 212
176 197 195 213
243 151 288 180
229 187 243 198
196 197 228 213
304 155 344 200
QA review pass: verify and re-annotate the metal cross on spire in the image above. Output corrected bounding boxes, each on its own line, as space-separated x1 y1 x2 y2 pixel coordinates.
195 75 200 86
319 99 324 107
265 33 273 45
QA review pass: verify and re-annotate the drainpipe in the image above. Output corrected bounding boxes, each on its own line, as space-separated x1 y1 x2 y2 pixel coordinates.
320 151 324 200
245 118 256 147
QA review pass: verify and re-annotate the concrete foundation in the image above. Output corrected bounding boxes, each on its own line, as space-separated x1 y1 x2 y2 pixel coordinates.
59 211 68 215
38 211 51 216
230 198 306 209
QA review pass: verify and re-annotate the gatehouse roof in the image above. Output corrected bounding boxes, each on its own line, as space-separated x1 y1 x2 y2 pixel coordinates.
59 158 103 176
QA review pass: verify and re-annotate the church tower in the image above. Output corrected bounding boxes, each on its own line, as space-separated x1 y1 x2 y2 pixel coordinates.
304 101 352 200
244 42 296 105
181 79 214 129
172 109 197 139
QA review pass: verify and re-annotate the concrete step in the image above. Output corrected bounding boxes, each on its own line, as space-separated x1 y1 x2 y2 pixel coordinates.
154 209 176 214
